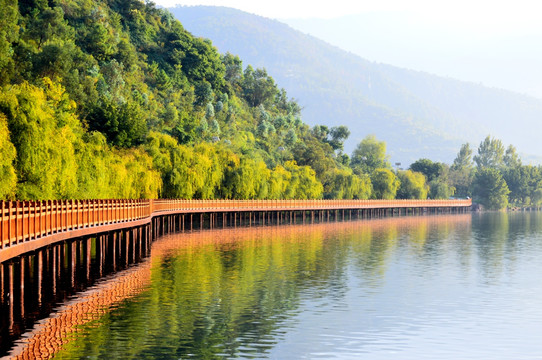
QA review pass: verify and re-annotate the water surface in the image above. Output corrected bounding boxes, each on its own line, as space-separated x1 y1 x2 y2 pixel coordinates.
7 212 542 359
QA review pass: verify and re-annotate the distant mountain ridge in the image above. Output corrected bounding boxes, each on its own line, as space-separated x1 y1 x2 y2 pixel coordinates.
169 6 542 164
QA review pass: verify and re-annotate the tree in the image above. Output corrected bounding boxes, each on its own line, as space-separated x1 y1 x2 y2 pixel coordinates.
396 170 428 199
473 135 505 169
284 128 297 146
451 143 473 171
194 81 213 106
450 143 474 198
504 145 521 168
371 168 400 199
0 113 16 198
209 119 220 136
0 79 80 199
502 165 542 206
322 168 372 199
428 179 455 199
87 97 148 148
222 52 243 85
473 167 510 210
327 125 350 151
350 135 390 174
205 103 215 120
0 0 19 80
409 158 454 199
242 66 278 107
410 158 446 182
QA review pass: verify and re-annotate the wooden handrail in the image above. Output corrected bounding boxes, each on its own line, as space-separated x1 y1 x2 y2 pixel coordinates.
0 198 471 250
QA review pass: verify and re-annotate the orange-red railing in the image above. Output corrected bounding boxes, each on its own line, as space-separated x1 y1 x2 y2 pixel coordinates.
0 198 471 250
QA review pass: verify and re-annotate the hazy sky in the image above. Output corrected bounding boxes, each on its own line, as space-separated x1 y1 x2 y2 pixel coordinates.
158 0 542 28
156 0 542 98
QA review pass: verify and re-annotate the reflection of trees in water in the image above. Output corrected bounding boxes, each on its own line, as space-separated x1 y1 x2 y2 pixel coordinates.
471 212 542 282
11 215 473 359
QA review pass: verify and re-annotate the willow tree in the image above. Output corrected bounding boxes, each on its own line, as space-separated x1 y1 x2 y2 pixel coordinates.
396 170 428 199
371 168 400 199
0 79 80 199
0 113 16 198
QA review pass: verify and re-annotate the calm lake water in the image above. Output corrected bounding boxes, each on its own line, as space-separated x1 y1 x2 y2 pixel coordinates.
5 212 542 359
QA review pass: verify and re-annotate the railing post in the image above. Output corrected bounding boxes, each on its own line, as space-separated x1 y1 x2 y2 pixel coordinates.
0 201 4 249
16 200 21 244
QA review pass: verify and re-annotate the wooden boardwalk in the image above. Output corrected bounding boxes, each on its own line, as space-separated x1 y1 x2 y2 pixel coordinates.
0 199 471 262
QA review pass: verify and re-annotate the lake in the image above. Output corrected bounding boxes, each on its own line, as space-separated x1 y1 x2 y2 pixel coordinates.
4 212 542 359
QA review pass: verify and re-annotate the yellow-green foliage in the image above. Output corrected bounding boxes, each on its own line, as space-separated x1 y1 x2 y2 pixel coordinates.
0 113 16 198
397 170 429 199
0 79 79 199
322 168 372 199
145 131 323 200
371 168 400 200
283 161 323 199
0 79 161 200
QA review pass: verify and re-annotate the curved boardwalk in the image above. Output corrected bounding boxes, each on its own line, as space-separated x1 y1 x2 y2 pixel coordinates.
0 199 471 262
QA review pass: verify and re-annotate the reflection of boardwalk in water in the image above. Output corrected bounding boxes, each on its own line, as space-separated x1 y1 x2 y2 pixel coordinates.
7 263 151 360
3 213 471 359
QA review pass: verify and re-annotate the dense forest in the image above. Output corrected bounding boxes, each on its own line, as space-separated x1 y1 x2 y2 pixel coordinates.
0 0 540 210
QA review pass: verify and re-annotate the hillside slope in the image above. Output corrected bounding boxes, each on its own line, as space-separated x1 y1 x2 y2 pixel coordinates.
169 6 542 164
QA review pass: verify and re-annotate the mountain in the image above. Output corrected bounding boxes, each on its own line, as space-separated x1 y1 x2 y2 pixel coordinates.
169 6 542 165
282 13 542 99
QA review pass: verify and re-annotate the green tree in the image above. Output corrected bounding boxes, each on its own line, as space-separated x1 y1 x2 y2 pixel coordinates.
428 179 455 199
0 0 19 80
473 167 510 210
242 66 278 107
327 125 350 151
473 135 505 169
209 119 220 136
0 113 16 198
322 168 372 199
371 168 400 199
504 144 521 168
0 79 79 199
87 97 148 147
449 143 474 198
409 158 445 182
396 170 428 199
205 103 215 119
350 135 390 174
222 52 243 87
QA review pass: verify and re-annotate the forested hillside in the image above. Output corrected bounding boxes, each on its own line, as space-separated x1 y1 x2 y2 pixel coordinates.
170 6 542 164
0 0 369 200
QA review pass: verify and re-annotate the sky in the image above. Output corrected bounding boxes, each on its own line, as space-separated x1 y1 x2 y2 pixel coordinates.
156 0 542 98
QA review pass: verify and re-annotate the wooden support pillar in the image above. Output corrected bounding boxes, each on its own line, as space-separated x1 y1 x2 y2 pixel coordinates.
132 229 136 261
0 262 3 305
51 245 58 295
124 230 129 267
19 257 25 318
111 232 117 272
35 250 43 305
84 238 91 281
8 263 13 331
68 241 75 289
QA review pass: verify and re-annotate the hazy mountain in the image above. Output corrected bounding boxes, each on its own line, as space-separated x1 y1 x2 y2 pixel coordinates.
283 13 542 99
170 6 542 164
